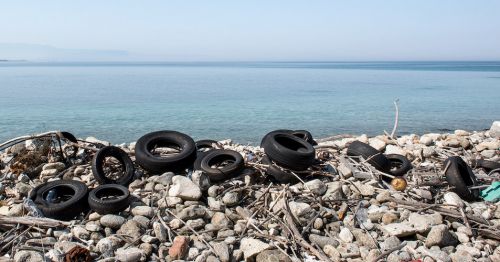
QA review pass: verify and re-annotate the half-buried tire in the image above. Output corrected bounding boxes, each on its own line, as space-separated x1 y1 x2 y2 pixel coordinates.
262 132 315 171
347 141 391 173
444 156 480 201
30 180 89 221
88 184 130 215
200 149 244 182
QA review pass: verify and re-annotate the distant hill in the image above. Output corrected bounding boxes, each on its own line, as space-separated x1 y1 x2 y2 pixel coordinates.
0 43 131 61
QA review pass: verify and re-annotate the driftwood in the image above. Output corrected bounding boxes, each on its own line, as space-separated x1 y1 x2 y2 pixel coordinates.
0 215 71 228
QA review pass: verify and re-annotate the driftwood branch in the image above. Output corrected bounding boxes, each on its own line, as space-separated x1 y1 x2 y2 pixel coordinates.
390 99 399 138
0 215 71 228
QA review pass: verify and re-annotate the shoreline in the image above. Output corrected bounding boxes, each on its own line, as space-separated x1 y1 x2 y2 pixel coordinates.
0 123 499 261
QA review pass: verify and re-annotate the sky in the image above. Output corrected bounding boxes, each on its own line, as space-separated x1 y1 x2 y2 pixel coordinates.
1 1 500 61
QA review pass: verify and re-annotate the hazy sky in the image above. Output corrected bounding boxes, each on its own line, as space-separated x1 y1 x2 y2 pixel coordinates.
1 1 500 61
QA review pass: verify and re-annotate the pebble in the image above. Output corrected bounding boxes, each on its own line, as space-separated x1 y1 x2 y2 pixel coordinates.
256 249 292 262
115 247 146 262
425 225 458 248
240 238 271 260
168 175 202 200
444 192 465 208
13 250 44 262
169 236 189 260
222 192 240 206
100 214 126 229
212 242 230 262
339 227 354 243
304 179 327 195
308 234 339 248
131 206 155 218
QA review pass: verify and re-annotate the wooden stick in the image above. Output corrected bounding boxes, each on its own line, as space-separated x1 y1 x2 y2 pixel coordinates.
0 216 70 228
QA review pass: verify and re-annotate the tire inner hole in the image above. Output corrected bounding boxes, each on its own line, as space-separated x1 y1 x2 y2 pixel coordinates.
103 156 125 180
43 186 75 204
95 188 124 201
275 135 307 151
209 155 236 169
151 143 181 156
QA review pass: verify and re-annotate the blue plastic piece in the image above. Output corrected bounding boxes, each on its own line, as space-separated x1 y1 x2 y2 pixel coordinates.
481 181 500 202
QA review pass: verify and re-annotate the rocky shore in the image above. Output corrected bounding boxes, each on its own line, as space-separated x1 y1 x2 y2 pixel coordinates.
1 123 499 262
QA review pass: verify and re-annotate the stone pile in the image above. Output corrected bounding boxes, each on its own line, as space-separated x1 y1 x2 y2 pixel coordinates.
0 124 499 262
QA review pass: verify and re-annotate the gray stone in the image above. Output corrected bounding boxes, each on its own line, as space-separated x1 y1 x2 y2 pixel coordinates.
211 212 233 229
337 242 360 258
168 175 202 200
256 249 292 262
304 179 327 195
100 214 126 229
308 234 339 248
213 242 230 262
117 220 144 239
131 206 155 218
425 225 458 248
115 247 146 262
383 222 419 237
42 162 66 171
13 250 44 262
289 201 316 224
339 227 354 243
240 238 271 260
324 182 344 200
153 222 167 242
178 205 207 220
490 121 500 138
222 192 240 206
382 236 401 251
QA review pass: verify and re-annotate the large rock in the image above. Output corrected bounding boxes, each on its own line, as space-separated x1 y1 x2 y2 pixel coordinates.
240 238 271 260
425 225 458 247
489 121 500 138
168 175 202 200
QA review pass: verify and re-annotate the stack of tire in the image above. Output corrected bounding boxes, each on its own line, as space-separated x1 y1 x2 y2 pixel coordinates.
346 141 412 182
30 133 134 220
261 130 317 183
134 130 245 182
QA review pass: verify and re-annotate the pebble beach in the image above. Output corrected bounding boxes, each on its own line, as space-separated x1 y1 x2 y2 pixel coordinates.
1 122 500 262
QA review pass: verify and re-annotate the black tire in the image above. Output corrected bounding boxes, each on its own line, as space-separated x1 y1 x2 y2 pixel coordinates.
194 151 209 170
262 132 315 171
471 159 500 172
260 130 293 147
347 141 391 173
262 156 299 183
30 180 89 221
196 140 221 151
386 154 412 177
92 146 135 186
291 130 317 146
88 184 130 215
444 156 480 201
60 131 78 143
200 149 245 182
135 131 196 173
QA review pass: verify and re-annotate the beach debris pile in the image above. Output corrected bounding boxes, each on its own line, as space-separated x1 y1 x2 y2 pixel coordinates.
0 122 499 262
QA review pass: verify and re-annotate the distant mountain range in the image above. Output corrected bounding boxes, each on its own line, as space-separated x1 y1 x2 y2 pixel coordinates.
0 43 131 61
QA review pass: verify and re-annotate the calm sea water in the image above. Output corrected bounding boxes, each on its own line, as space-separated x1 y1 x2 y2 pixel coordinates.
1 61 499 144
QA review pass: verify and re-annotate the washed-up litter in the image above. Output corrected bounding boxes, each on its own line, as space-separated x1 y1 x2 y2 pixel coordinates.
0 124 499 262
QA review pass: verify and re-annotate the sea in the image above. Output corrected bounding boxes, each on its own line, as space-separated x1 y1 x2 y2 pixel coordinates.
1 61 499 144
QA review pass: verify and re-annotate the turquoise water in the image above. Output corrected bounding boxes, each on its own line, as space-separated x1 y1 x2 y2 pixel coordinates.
0 62 499 144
